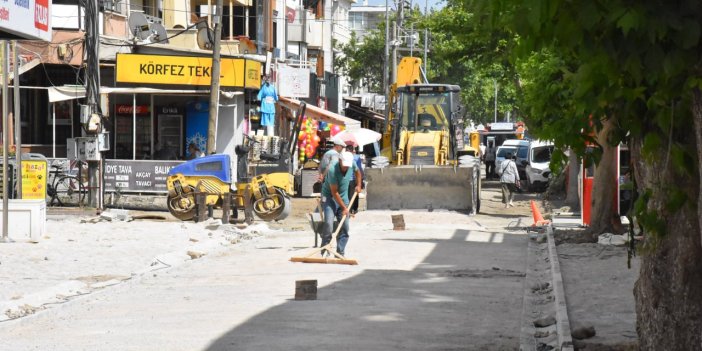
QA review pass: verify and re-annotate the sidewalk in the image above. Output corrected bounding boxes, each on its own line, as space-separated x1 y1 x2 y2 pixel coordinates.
0 211 270 321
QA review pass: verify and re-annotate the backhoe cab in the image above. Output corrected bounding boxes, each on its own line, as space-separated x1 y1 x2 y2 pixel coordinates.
391 84 461 166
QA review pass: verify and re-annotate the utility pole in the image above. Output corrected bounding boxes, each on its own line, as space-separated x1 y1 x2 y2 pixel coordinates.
207 0 223 154
410 23 414 57
392 21 398 84
494 79 498 123
384 0 389 102
423 0 428 75
13 41 21 199
84 0 103 211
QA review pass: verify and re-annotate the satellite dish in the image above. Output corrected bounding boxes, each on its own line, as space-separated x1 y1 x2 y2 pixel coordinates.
151 23 169 44
128 12 151 41
196 27 214 50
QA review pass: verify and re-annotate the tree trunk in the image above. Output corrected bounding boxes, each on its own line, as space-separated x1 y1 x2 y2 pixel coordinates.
586 118 617 237
633 93 702 349
565 149 580 209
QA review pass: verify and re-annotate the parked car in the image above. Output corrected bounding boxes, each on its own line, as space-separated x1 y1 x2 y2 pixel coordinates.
525 140 554 191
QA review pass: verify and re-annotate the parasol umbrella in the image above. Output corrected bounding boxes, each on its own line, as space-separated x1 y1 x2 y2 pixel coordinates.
334 131 358 147
335 128 381 147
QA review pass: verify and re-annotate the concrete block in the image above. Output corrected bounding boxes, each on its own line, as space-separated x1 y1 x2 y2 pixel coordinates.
0 199 46 242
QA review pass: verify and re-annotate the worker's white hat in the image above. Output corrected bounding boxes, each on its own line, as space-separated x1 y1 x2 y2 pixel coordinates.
331 136 346 147
340 151 355 166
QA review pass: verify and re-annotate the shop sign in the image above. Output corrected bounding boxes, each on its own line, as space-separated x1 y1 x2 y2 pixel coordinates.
0 0 51 42
285 7 295 22
116 105 150 115
103 160 183 193
159 106 183 115
116 54 262 88
490 122 514 131
21 160 47 200
278 64 309 98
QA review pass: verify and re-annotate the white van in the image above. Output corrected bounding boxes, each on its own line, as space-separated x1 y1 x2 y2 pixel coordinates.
525 140 555 191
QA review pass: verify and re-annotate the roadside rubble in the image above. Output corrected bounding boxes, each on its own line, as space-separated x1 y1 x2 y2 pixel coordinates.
0 215 271 322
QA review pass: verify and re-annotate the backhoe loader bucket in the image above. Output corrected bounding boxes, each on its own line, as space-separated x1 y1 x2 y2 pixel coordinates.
365 162 480 213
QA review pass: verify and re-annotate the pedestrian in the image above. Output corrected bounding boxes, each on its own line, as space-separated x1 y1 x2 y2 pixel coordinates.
320 151 362 257
499 153 520 208
187 143 204 160
345 142 364 214
318 136 346 182
485 144 496 179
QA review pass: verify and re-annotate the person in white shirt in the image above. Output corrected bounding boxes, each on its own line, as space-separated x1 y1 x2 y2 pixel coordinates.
498 153 520 208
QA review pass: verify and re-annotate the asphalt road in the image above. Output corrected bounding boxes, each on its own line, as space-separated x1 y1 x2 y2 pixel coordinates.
0 181 535 351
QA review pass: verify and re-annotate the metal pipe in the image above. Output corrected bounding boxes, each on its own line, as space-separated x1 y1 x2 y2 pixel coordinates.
2 41 9 242
13 41 20 199
132 93 136 160
52 104 56 158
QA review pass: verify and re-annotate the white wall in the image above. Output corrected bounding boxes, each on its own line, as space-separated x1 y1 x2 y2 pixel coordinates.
216 94 245 181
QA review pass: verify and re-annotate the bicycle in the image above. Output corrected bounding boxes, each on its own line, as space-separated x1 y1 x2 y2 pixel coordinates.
46 162 87 207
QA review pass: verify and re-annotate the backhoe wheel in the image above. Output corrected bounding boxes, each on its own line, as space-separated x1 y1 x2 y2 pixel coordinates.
167 191 196 221
252 187 292 221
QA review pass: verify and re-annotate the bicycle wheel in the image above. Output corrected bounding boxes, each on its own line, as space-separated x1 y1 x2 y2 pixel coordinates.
55 176 85 207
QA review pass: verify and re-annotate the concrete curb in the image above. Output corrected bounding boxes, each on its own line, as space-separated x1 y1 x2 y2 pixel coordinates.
519 234 537 350
546 225 574 351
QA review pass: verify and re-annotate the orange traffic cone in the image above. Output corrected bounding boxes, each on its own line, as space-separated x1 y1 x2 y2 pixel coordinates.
530 200 550 227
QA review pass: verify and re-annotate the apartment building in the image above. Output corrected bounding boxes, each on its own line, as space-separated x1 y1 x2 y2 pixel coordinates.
349 2 385 41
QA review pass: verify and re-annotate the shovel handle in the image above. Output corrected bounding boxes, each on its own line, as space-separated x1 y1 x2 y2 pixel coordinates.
331 192 358 237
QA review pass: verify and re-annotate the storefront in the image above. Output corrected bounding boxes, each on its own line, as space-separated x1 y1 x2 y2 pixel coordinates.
35 51 265 195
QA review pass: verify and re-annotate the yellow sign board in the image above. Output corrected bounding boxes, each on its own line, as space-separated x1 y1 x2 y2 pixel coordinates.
116 54 262 88
21 160 48 200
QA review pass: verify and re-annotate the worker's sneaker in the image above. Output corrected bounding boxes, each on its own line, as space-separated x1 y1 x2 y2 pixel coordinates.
509 201 514 207
504 204 509 208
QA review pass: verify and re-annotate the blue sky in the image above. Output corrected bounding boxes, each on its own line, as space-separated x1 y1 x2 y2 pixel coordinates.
362 0 446 12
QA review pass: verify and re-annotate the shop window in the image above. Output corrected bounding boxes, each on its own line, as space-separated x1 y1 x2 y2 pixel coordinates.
114 103 152 160
196 161 222 171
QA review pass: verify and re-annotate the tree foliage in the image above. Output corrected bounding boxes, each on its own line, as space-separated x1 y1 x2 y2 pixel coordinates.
460 0 702 348
422 4 521 124
334 29 387 93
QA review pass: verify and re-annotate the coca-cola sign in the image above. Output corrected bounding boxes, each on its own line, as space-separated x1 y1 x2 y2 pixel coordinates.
116 105 150 115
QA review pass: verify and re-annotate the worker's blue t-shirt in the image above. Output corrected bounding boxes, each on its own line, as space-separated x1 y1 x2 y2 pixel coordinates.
321 160 357 205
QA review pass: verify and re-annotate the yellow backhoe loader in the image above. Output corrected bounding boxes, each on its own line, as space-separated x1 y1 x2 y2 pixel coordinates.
365 58 481 212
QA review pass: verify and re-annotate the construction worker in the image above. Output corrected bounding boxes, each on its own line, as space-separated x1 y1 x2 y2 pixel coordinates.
320 151 362 257
318 136 346 182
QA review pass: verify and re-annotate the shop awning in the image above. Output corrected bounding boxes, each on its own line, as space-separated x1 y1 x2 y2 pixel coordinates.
48 85 85 102
48 85 242 102
0 58 41 86
279 97 361 131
